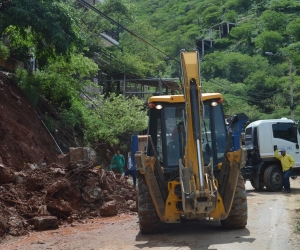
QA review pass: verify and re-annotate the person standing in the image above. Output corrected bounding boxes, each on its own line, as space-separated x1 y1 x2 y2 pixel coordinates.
109 149 125 174
120 152 137 186
274 146 295 193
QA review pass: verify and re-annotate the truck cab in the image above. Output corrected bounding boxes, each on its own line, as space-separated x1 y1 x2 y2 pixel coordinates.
242 118 300 191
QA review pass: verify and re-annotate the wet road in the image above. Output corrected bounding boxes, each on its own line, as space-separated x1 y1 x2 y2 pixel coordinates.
1 180 300 250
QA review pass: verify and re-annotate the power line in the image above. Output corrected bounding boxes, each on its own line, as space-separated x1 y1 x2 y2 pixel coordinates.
77 0 179 63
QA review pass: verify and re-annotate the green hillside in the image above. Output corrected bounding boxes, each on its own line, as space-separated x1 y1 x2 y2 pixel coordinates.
131 0 300 121
1 0 300 148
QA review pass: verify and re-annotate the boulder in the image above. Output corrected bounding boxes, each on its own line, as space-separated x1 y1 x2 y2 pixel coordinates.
30 216 58 231
100 201 117 216
69 147 97 163
0 164 15 184
47 199 73 218
58 153 70 167
69 147 84 162
82 186 102 203
47 179 70 196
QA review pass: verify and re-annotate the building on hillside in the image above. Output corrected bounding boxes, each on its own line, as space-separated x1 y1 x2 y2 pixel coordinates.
196 21 237 56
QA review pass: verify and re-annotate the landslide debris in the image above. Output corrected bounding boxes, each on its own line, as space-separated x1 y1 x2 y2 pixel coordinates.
0 158 137 237
0 72 137 238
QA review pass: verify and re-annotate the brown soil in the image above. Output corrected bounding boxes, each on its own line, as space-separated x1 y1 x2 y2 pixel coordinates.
0 72 58 170
0 71 137 240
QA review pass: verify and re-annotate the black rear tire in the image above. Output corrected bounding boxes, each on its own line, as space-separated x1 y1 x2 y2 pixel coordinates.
263 165 283 192
137 172 163 234
221 173 248 229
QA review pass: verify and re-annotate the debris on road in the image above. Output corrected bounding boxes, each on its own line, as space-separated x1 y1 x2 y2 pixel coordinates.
0 151 137 237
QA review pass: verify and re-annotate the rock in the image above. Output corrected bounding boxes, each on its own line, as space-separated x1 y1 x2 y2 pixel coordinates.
69 147 97 163
82 186 102 203
129 203 137 212
111 195 125 203
85 178 97 186
67 217 73 224
69 147 84 162
47 179 70 196
58 154 70 167
89 211 99 217
63 185 81 199
30 216 58 231
25 175 45 191
83 147 97 163
14 171 26 184
126 200 135 206
100 201 117 216
50 168 65 174
47 199 73 218
0 164 15 184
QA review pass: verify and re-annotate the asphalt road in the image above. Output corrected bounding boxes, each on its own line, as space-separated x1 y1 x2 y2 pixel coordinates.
2 180 300 250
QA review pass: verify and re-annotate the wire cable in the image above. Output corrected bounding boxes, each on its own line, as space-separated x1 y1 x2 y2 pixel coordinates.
77 0 179 63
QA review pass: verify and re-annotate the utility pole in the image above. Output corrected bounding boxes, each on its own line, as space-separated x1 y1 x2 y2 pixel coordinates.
265 52 295 120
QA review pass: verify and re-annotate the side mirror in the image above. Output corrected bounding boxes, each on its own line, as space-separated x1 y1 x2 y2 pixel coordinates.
297 144 299 149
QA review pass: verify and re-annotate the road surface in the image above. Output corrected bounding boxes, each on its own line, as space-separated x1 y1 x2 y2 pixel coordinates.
1 180 300 250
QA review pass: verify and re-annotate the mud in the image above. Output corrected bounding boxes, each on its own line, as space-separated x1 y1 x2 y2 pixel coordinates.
0 72 58 171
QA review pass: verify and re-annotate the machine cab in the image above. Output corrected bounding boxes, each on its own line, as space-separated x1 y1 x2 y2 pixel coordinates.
146 94 227 175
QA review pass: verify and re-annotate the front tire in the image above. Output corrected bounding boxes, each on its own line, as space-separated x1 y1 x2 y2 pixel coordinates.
263 165 283 192
221 173 248 229
137 172 163 234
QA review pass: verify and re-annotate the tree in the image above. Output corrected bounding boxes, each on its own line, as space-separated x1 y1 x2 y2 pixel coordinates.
82 93 148 145
254 31 284 53
1 0 82 64
260 10 286 31
286 18 300 42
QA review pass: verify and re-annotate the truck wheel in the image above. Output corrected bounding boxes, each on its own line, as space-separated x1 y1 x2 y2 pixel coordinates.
250 179 265 191
137 172 163 234
221 173 248 229
263 165 283 192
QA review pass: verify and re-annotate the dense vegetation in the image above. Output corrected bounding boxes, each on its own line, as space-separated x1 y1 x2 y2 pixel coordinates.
1 0 300 150
131 0 300 121
0 0 151 149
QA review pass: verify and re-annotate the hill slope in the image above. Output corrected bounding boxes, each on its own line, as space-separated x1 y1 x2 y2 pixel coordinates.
0 71 59 170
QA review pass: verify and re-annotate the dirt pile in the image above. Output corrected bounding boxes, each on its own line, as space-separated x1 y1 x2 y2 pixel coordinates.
0 72 137 238
0 151 137 237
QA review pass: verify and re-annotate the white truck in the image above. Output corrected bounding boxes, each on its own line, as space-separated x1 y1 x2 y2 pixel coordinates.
241 118 300 191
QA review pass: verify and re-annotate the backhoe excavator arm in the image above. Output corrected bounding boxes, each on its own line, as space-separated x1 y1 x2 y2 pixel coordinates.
179 50 217 216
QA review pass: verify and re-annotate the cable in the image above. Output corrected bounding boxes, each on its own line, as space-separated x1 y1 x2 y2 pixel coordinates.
77 0 179 63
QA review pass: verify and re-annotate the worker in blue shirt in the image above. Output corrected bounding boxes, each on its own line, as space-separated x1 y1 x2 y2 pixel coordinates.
120 152 137 186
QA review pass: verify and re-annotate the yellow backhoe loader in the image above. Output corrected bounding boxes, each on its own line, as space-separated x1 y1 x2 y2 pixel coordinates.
135 50 248 233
